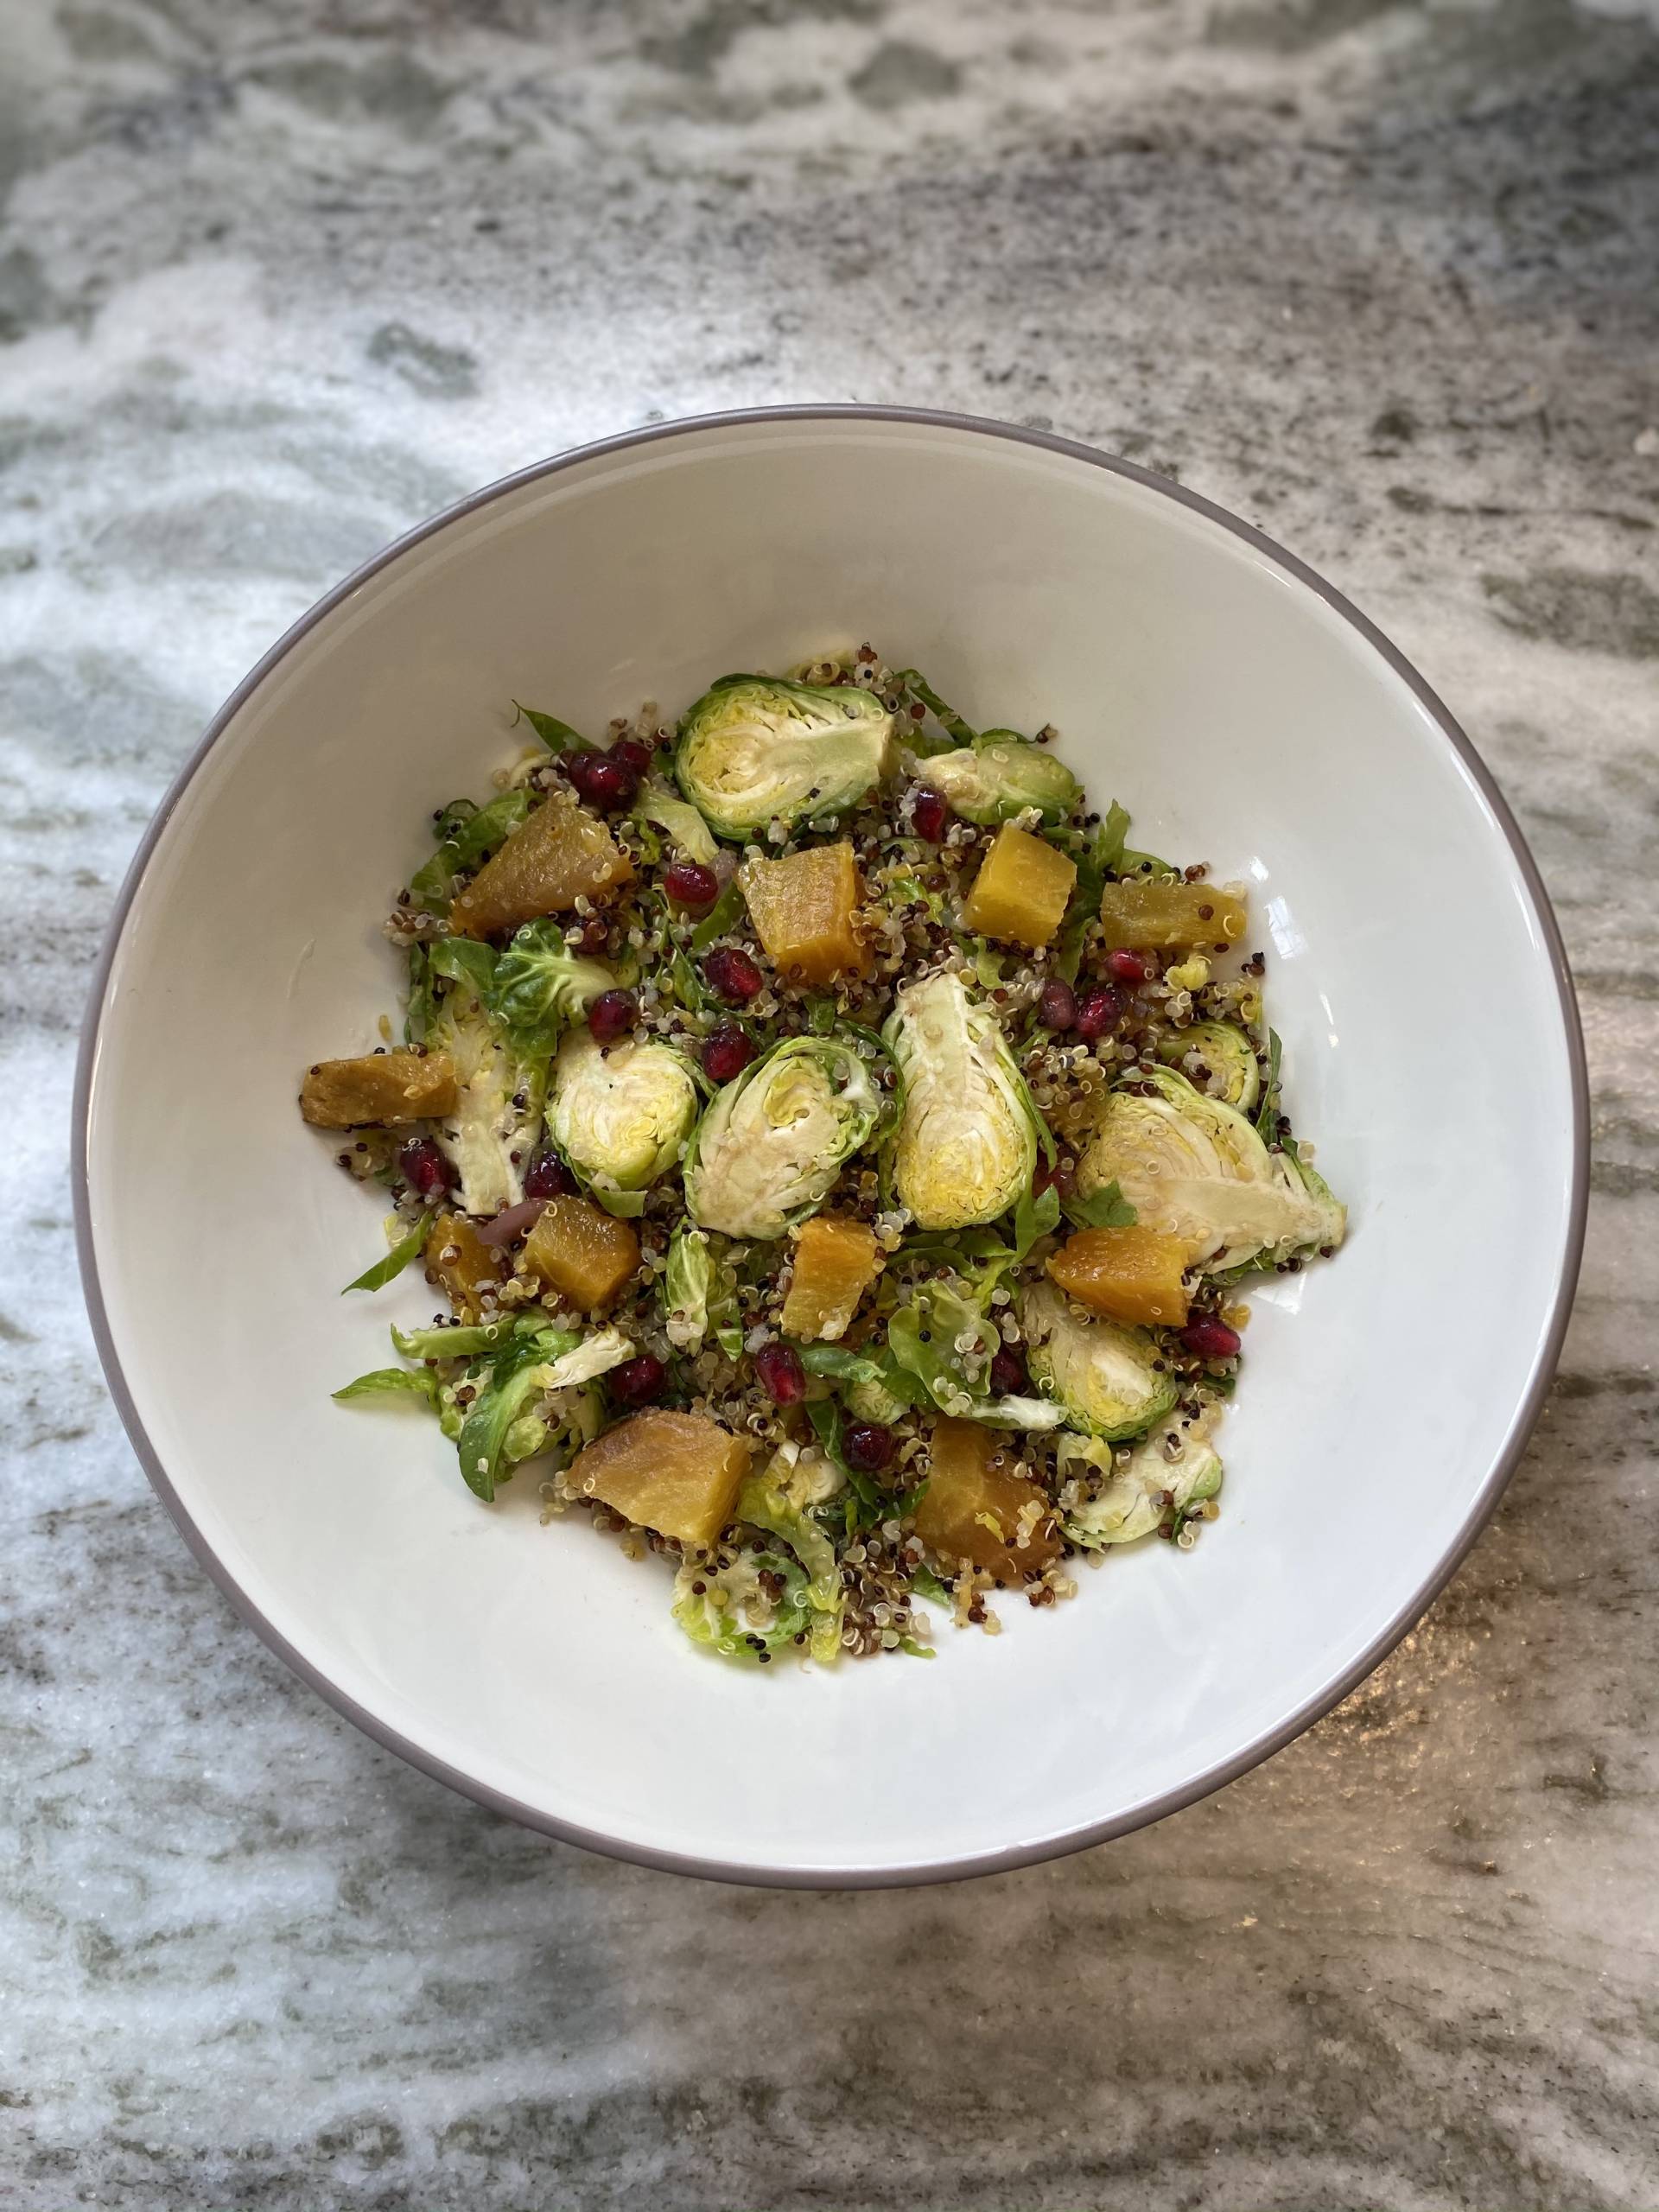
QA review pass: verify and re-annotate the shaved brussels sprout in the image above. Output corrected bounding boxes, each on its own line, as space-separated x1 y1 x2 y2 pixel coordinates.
884 970 1043 1230
492 921 615 1056
528 1325 635 1391
886 1280 1066 1429
550 1030 699 1196
638 791 719 865
450 1320 584 1501
427 947 544 1218
1020 1281 1178 1440
671 1547 812 1662
915 738 1080 828
737 1451 842 1662
676 675 893 838
1058 1413 1223 1548
683 1033 889 1241
1075 1066 1343 1274
1179 1021 1261 1112
663 1224 713 1349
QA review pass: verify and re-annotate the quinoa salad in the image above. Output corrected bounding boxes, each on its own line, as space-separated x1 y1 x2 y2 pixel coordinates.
302 650 1345 1667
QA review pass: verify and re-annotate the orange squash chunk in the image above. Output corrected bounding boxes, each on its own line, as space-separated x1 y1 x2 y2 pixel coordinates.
1046 1224 1193 1327
915 1418 1062 1582
449 794 634 938
779 1214 880 1340
574 1409 750 1549
521 1192 639 1309
739 841 871 984
1097 878 1248 950
961 823 1076 950
301 1050 457 1128
425 1211 507 1323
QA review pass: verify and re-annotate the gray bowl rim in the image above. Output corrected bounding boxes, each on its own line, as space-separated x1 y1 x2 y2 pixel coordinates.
72 404 1590 1890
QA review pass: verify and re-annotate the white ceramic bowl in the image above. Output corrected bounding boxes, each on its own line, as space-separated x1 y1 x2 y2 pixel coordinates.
75 409 1586 1885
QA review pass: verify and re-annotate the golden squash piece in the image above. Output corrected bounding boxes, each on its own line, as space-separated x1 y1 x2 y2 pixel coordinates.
425 1211 507 1324
739 841 872 985
574 1409 750 1549
914 1417 1062 1583
779 1214 880 1341
300 1049 458 1128
521 1192 639 1310
1096 878 1248 951
448 793 634 938
961 823 1076 950
1046 1224 1193 1328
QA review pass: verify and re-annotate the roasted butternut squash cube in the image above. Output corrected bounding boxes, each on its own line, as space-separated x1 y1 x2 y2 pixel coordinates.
449 794 634 938
739 841 871 984
521 1192 639 1309
425 1211 507 1323
914 1417 1062 1582
1046 1224 1193 1327
961 824 1076 950
779 1214 880 1340
574 1409 749 1549
301 1049 457 1128
1097 878 1248 950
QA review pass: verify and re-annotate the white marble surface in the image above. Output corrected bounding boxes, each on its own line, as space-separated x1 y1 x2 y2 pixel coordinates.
3 0 1657 2203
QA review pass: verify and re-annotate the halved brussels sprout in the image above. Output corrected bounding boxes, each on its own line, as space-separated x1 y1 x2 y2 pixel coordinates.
1180 1021 1261 1112
676 676 893 838
1058 1412 1223 1548
1075 1067 1342 1274
683 1033 889 1240
915 739 1080 827
1020 1281 1178 1440
550 1030 698 1195
884 970 1042 1230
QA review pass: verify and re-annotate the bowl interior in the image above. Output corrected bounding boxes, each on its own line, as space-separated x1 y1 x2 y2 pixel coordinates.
81 415 1580 1882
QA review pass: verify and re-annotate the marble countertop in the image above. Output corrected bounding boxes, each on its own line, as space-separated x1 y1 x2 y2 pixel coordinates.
4 0 1656 2203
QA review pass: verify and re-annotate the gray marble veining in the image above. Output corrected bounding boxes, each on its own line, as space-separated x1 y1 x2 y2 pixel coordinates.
3 0 1656 2204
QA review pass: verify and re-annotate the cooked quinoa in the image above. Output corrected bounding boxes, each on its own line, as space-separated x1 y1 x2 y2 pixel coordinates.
306 646 1345 1666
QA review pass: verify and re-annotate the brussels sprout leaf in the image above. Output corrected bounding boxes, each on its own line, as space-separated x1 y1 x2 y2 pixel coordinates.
333 1366 441 1409
342 1210 435 1294
512 704 594 754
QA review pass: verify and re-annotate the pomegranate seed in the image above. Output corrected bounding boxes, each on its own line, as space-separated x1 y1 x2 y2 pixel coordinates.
588 988 638 1044
910 787 950 841
989 1345 1028 1395
843 1421 893 1474
1038 979 1077 1031
1108 949 1147 984
1075 983 1125 1040
610 1353 667 1407
664 859 719 911
566 753 637 810
753 1341 806 1406
702 946 764 1003
575 915 610 954
610 736 654 779
524 1150 574 1200
701 1023 754 1084
1033 1157 1074 1203
398 1135 453 1199
1180 1316 1242 1362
